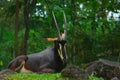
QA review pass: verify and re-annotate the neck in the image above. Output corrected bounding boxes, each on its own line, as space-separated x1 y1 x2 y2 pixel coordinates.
54 47 66 72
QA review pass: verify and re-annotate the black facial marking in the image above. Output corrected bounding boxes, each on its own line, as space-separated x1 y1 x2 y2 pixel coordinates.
54 40 67 61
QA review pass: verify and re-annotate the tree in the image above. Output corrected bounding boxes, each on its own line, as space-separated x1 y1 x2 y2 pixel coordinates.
14 0 19 56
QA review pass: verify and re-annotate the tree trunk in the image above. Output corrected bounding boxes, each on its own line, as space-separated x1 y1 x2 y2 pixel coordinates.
14 0 19 57
19 0 30 55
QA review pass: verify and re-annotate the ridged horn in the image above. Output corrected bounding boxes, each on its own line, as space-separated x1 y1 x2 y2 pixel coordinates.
63 11 67 40
52 11 61 40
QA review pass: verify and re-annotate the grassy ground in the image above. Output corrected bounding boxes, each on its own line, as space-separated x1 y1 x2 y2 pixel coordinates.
0 73 103 80
2 73 68 80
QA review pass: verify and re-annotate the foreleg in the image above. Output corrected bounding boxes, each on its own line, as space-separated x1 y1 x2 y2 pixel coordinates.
37 63 55 74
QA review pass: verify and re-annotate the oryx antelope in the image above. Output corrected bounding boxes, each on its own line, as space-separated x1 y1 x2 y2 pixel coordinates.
8 11 67 73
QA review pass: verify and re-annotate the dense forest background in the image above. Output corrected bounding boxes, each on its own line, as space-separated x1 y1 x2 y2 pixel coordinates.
0 0 120 70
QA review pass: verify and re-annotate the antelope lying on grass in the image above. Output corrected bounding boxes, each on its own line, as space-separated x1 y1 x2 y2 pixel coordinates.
8 11 67 74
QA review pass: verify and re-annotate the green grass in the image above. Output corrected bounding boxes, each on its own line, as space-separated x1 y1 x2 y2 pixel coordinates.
89 75 103 80
3 73 103 80
7 73 68 80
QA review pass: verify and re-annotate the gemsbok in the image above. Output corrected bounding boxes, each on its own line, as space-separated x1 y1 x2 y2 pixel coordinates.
8 11 67 74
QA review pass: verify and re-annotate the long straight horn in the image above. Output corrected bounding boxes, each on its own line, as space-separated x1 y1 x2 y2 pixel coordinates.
52 11 61 40
63 11 67 40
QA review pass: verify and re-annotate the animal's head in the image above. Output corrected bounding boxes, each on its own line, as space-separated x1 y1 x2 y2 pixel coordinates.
54 39 67 62
46 11 67 63
8 55 28 72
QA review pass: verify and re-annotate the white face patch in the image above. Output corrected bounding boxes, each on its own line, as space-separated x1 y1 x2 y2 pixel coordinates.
64 45 67 59
58 44 64 61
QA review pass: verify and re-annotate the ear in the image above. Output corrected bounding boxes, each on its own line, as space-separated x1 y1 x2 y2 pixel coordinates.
8 55 28 71
44 38 58 41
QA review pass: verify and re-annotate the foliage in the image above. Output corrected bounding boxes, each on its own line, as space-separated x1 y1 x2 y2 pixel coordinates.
0 61 3 66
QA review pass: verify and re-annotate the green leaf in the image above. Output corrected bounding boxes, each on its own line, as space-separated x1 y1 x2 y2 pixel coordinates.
0 60 3 66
